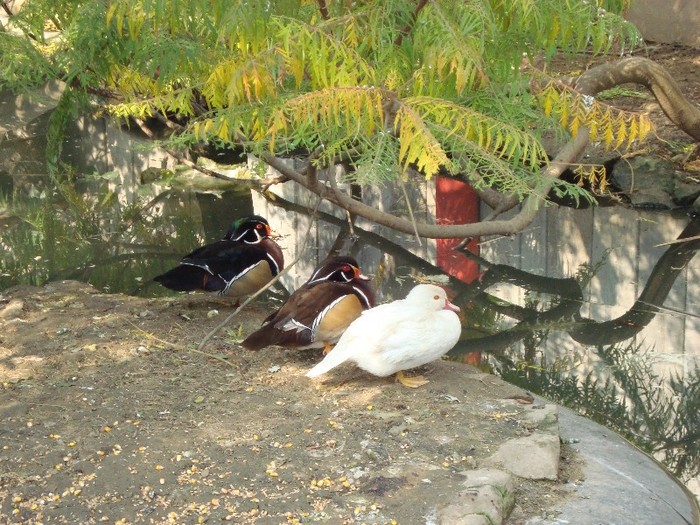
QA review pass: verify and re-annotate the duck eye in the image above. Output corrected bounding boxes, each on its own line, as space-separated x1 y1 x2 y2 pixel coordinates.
342 265 351 272
434 295 440 300
256 223 263 229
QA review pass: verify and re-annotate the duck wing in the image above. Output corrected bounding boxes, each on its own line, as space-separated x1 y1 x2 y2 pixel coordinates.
241 281 366 350
305 302 398 377
362 309 461 373
328 303 460 377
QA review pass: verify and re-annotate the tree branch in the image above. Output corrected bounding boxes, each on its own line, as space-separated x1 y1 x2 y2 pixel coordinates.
1 1 13 18
316 0 330 21
262 130 588 239
394 0 429 47
569 56 700 141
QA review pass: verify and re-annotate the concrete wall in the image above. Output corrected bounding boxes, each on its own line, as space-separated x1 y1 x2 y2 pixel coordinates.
626 0 700 48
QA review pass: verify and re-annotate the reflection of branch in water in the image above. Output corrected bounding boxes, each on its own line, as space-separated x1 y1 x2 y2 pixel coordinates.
452 243 583 354
262 190 699 352
455 216 700 352
569 215 700 346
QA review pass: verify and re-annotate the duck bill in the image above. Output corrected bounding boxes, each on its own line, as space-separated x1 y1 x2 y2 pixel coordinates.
444 300 460 313
352 266 370 281
268 226 283 240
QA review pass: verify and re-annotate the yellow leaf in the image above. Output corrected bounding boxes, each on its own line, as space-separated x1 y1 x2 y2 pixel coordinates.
543 91 554 117
588 116 598 142
639 115 653 141
558 102 569 130
627 118 638 148
615 118 627 150
217 118 229 142
603 121 614 149
569 116 580 138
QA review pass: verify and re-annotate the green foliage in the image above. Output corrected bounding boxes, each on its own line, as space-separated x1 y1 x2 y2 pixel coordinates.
0 32 54 89
1 0 641 200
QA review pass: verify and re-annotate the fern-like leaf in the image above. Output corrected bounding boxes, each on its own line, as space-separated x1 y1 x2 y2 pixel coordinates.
538 82 653 152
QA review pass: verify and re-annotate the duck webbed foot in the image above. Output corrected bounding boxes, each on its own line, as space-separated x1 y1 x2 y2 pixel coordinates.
395 370 429 388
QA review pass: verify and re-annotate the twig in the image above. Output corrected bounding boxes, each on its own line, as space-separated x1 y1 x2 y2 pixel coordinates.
153 111 184 131
196 198 322 351
394 0 429 47
127 320 236 367
1 2 13 17
316 0 330 20
398 171 422 246
261 174 290 192
655 233 700 247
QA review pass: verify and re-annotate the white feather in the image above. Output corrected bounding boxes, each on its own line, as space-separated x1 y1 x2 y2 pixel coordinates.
306 284 461 380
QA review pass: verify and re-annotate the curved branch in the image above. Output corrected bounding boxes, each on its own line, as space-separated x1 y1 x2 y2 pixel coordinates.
571 56 700 141
263 131 589 238
568 216 700 345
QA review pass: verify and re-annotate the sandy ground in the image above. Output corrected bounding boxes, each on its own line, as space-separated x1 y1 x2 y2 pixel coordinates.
0 281 582 524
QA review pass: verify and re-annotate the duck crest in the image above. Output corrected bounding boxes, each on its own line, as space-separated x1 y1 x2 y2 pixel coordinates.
240 255 375 351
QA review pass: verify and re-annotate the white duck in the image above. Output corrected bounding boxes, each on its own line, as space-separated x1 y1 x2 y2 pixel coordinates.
306 283 462 388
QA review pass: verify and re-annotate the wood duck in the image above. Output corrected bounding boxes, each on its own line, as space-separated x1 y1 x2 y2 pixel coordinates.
306 284 461 387
153 215 284 299
241 255 375 353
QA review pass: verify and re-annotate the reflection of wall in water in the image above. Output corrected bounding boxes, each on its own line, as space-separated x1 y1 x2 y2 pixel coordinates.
62 113 254 244
247 155 699 377
480 203 700 375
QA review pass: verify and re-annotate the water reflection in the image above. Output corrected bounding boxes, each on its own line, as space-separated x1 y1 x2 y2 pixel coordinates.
0 172 253 295
1 169 698 489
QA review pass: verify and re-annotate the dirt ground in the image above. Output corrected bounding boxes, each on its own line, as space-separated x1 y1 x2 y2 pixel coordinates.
0 281 581 525
1 43 698 524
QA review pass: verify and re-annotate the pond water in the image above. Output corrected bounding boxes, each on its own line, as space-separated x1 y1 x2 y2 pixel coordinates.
1 123 698 496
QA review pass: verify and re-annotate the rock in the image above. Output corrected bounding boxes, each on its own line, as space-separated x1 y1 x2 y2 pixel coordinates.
439 468 515 525
672 180 700 206
610 156 677 209
487 433 561 480
0 298 24 320
607 155 700 211
522 403 559 430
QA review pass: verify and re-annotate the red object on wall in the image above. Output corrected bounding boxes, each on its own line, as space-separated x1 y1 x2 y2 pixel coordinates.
435 176 480 283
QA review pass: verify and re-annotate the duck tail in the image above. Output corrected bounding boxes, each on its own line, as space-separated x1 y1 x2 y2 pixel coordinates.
153 265 204 291
305 345 351 378
240 327 276 351
154 264 223 292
